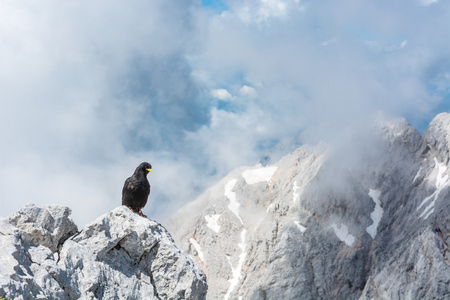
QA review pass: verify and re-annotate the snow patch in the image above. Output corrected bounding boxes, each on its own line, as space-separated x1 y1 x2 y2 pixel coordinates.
417 158 448 219
224 229 247 300
223 178 248 298
293 181 300 202
242 166 278 185
366 189 383 239
422 207 435 219
189 238 206 265
413 167 422 183
225 179 243 224
294 221 306 233
330 223 355 246
266 203 274 213
223 178 248 299
205 214 221 233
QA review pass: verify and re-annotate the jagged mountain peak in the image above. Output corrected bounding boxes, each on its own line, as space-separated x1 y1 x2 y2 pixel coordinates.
167 114 450 300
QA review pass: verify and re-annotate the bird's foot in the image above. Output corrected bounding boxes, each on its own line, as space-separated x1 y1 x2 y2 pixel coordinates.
124 206 147 218
138 209 147 218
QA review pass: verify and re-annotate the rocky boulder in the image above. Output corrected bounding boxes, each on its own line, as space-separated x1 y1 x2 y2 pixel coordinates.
0 204 207 300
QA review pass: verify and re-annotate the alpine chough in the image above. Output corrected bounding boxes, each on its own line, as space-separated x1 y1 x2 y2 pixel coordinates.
122 162 152 217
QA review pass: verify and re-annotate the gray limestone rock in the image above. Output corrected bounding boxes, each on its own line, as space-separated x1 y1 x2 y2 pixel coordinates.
0 204 207 300
167 115 450 300
425 112 450 164
7 203 78 252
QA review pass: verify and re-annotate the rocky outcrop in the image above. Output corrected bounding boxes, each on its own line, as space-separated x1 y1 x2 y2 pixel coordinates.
166 115 450 300
425 112 450 164
0 204 207 300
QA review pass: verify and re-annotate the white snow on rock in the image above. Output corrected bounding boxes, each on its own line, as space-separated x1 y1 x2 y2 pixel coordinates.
223 178 248 299
189 238 206 265
330 223 355 246
225 179 243 224
293 181 300 202
294 221 307 233
413 167 422 183
417 158 449 219
242 166 278 185
205 214 221 233
224 229 247 300
366 189 383 239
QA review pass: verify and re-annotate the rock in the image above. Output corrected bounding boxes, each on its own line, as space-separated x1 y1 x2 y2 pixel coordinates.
360 228 450 299
0 205 207 300
425 112 450 164
7 203 78 252
166 115 450 300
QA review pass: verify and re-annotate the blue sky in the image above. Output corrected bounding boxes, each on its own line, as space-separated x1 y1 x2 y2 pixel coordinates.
1 0 450 226
202 0 228 13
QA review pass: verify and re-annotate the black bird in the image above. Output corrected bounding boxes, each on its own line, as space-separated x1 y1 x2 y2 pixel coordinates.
122 162 152 217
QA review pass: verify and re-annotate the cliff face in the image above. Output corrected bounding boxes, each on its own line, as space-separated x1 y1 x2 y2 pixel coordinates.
166 114 450 300
0 204 207 300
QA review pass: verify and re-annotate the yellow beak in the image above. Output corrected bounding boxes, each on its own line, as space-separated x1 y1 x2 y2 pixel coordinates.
147 168 153 172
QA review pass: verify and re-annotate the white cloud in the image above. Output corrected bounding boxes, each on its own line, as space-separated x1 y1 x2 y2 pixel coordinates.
252 0 288 21
321 37 338 46
211 88 233 100
364 39 409 51
236 0 302 24
420 0 439 6
239 85 257 98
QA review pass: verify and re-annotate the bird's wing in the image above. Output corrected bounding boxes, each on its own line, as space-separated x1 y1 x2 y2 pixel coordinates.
122 177 133 197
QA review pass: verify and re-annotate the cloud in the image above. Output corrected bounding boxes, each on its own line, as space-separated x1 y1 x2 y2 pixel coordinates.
211 88 233 100
1 0 450 226
239 85 257 98
420 0 439 6
232 0 304 24
364 39 408 51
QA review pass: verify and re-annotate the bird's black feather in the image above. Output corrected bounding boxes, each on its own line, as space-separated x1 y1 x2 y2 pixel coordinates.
122 162 152 213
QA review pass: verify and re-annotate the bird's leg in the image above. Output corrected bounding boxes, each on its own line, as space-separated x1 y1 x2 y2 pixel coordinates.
138 208 147 218
124 205 147 217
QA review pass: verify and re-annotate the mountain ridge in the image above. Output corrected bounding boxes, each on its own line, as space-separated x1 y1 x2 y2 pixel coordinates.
166 113 450 299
